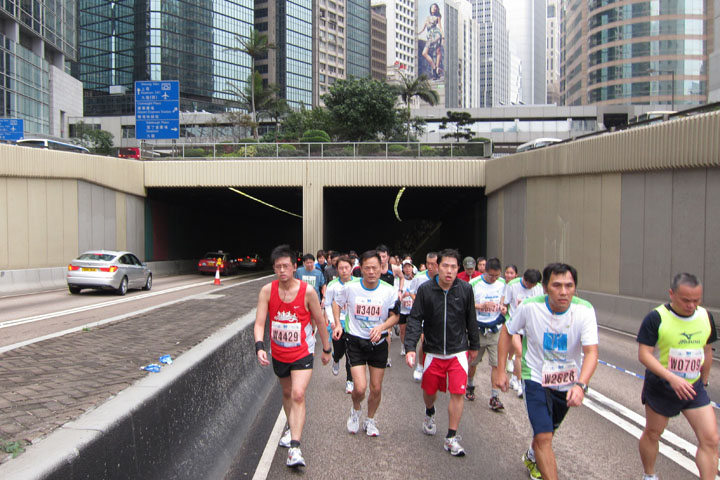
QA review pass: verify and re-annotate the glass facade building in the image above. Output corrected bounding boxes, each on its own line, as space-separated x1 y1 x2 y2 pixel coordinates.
75 0 255 115
276 0 313 108
346 0 371 77
1 0 77 134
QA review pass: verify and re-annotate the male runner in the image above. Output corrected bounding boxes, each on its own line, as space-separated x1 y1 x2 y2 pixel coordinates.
324 255 355 393
405 249 479 456
503 269 543 398
637 273 718 480
457 256 481 282
409 252 439 381
333 250 399 437
467 258 507 409
398 259 416 355
296 253 325 299
254 245 332 468
496 263 599 480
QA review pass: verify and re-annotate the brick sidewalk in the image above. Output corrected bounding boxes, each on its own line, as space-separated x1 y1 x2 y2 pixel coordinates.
0 280 264 463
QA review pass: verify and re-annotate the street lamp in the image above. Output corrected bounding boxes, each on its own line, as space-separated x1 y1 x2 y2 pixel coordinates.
648 68 676 111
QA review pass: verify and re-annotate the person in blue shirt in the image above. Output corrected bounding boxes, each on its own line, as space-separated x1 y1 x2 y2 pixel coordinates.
296 253 326 299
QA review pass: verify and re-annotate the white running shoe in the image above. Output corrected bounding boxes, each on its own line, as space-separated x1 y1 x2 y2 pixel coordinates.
422 414 437 435
347 408 361 434
413 367 424 382
278 428 291 448
286 447 306 467
363 417 380 437
345 380 354 394
516 381 524 398
400 345 406 356
509 376 520 392
331 361 340 376
444 435 465 456
506 356 515 373
386 357 392 368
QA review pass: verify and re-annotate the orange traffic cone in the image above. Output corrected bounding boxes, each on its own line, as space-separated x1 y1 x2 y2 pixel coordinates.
214 265 221 285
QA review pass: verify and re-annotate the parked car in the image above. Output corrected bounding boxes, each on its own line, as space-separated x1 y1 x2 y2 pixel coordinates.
66 250 152 295
198 251 238 275
237 253 264 269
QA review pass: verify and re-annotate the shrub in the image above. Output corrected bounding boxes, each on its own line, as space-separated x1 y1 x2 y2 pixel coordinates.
388 144 408 153
420 145 436 156
255 144 277 157
301 129 331 142
184 148 209 157
237 137 258 143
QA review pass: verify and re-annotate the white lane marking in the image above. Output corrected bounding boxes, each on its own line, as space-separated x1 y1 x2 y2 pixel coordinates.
0 274 272 330
252 408 287 480
0 275 273 354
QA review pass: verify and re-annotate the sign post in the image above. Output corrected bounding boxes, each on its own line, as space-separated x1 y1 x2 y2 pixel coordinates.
134 81 180 140
0 119 24 141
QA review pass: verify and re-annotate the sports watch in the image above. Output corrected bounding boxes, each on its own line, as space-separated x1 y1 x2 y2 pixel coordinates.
574 382 589 393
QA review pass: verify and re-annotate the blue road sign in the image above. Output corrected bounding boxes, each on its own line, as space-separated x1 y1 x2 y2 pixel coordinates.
0 119 24 141
135 81 180 140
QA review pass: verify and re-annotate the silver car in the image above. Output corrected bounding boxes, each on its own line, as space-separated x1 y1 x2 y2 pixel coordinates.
66 250 152 295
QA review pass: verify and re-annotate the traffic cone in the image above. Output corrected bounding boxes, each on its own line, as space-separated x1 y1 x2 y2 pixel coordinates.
214 265 221 285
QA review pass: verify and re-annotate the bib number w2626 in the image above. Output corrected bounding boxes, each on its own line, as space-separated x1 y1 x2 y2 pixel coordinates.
271 322 301 348
541 361 578 388
668 348 703 380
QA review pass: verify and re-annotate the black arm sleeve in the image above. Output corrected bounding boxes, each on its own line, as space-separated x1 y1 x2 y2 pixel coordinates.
404 286 425 352
636 310 661 346
465 284 480 351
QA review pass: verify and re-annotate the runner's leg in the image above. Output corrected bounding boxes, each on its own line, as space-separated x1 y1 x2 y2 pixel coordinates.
639 404 670 476
448 394 464 430
287 368 313 441
533 432 558 480
367 366 386 418
682 404 720 480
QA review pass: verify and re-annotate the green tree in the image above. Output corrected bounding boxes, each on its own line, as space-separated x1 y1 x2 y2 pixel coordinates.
228 29 275 139
440 111 474 142
392 73 440 143
282 105 333 141
322 77 398 141
71 122 114 154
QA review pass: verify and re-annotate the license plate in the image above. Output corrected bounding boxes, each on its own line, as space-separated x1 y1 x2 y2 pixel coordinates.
82 268 97 272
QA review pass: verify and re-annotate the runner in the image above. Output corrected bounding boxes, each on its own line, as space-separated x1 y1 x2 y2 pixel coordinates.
467 258 507 410
324 255 355 394
496 262 599 480
332 250 399 437
404 249 479 456
637 273 718 480
409 252 439 382
398 259 416 355
457 256 481 282
295 253 325 300
253 245 332 468
503 269 543 398
376 244 400 366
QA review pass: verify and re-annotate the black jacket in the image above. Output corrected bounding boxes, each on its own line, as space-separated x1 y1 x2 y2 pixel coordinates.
404 276 480 355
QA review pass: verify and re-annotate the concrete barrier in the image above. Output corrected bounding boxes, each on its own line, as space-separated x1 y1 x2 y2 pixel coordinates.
0 310 276 480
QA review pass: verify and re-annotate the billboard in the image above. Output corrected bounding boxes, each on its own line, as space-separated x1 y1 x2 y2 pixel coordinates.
417 0 445 85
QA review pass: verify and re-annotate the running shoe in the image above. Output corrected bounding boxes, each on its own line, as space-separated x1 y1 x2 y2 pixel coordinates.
345 380 354 394
347 408 361 434
400 345 406 356
642 475 658 480
286 447 306 467
331 361 340 376
522 450 542 479
393 325 400 337
489 395 505 411
422 414 437 435
413 367 424 382
506 356 515 373
517 382 524 399
509 376 520 392
278 428 291 448
465 385 476 401
363 417 380 437
386 357 392 368
444 435 465 456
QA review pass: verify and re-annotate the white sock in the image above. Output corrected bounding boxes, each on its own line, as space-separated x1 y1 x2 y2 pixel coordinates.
527 446 536 462
642 475 658 480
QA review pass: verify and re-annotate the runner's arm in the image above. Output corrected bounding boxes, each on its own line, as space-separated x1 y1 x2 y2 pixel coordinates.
494 324 512 391
465 287 480 351
404 289 424 352
567 343 598 406
701 343 713 385
254 284 272 365
306 287 332 361
639 343 697 400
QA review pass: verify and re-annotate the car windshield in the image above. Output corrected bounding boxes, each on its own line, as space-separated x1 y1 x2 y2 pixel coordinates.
204 253 224 259
77 253 116 262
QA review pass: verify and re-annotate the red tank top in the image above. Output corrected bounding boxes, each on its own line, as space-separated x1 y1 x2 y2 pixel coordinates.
268 280 315 362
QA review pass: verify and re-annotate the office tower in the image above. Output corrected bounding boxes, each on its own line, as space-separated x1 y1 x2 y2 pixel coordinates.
471 0 509 106
505 0 546 104
314 0 348 104
545 0 560 104
712 0 720 102
562 0 712 106
370 9 388 80
347 0 372 77
371 0 416 80
509 52 522 103
1 0 82 136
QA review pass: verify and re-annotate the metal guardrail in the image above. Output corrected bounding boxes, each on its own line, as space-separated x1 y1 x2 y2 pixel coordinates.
140 141 492 160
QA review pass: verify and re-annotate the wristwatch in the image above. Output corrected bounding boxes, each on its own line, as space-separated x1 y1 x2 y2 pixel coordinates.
322 347 332 354
574 382 589 393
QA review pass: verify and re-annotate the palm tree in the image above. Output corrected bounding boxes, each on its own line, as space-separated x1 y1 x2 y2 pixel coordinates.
392 73 440 143
229 30 275 139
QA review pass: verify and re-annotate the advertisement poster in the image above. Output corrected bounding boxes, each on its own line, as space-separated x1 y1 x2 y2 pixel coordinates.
417 0 445 84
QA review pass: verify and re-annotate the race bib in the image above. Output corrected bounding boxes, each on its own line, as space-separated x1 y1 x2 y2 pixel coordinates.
354 297 384 326
271 321 301 348
478 301 499 313
402 296 413 309
541 361 578 388
302 275 316 287
668 348 703 380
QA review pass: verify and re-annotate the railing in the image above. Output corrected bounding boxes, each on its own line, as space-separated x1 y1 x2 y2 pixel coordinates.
140 141 492 160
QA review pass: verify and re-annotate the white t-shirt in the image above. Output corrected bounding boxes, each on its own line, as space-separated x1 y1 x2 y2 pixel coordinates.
324 277 348 329
409 271 432 294
504 278 544 318
506 295 598 391
399 277 415 315
334 278 398 340
469 275 506 324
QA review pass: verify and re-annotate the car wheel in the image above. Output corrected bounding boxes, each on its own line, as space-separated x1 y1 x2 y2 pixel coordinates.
116 276 128 296
68 285 81 294
142 274 152 291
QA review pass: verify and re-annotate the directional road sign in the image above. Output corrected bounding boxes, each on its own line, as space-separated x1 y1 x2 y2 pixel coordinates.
134 81 180 140
0 119 24 141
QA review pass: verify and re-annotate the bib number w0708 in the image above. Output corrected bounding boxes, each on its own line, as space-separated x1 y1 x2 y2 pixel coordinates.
271 322 302 348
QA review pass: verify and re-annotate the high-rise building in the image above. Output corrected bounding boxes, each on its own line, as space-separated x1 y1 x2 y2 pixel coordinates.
314 0 348 104
76 0 255 116
545 0 560 104
506 0 546 104
471 0 509 106
562 0 712 106
1 0 82 136
347 0 372 77
370 9 388 80
510 52 522 103
711 0 720 102
371 0 416 79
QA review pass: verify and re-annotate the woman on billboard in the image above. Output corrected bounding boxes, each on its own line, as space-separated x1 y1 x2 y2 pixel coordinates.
418 3 444 80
